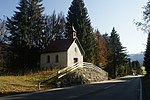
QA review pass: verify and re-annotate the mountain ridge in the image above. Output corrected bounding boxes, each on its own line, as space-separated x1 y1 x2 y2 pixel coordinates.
129 52 144 65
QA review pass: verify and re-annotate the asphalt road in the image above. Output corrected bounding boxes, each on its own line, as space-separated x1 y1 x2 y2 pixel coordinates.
0 76 142 100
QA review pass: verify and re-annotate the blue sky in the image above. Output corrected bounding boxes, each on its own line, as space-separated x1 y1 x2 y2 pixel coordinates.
0 0 148 54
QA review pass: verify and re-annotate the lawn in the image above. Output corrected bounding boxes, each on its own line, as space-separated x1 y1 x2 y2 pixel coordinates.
0 69 59 96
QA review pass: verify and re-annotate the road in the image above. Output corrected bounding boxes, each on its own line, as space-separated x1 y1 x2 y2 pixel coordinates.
0 76 142 100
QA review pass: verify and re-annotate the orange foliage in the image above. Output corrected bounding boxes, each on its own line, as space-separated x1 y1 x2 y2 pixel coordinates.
95 31 109 68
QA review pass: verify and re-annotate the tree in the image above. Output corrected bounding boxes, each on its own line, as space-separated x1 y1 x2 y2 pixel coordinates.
92 32 100 67
94 30 108 68
66 0 96 62
107 27 128 78
139 1 150 75
127 58 132 75
144 33 150 75
0 18 11 74
136 1 150 75
0 18 7 43
132 60 141 75
6 0 45 72
43 11 66 47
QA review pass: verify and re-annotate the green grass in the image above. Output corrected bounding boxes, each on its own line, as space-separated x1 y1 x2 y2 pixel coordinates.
0 69 59 96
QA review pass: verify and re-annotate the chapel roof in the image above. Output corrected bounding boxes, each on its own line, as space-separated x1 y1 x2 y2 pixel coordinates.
42 38 85 55
42 39 74 53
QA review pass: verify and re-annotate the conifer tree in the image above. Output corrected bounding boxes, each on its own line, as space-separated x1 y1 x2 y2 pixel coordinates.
144 33 150 75
141 1 150 75
6 0 45 72
66 0 96 62
107 27 127 78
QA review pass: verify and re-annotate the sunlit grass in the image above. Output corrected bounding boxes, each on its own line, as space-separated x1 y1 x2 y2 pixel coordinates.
0 69 59 96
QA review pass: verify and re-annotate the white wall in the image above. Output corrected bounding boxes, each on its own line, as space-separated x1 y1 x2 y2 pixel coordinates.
40 52 67 68
40 40 83 68
67 40 83 67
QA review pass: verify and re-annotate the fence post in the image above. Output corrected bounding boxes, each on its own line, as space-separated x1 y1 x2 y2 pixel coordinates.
38 82 41 90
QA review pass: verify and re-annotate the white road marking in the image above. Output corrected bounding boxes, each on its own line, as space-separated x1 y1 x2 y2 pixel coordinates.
104 84 116 89
139 78 142 100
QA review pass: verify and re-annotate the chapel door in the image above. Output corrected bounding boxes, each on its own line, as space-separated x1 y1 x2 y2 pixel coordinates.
74 58 78 63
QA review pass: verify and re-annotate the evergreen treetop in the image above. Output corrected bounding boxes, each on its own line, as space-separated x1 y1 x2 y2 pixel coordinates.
108 27 128 78
7 0 45 49
6 0 45 71
66 0 96 62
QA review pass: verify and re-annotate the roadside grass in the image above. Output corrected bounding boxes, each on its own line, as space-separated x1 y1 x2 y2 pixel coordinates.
0 69 60 96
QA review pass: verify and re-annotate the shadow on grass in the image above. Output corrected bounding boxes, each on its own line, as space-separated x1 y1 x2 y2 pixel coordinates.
0 92 31 97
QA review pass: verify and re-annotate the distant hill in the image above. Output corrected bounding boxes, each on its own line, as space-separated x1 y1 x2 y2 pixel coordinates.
129 52 144 65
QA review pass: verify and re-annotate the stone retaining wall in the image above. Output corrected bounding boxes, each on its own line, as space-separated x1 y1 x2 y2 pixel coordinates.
57 67 108 87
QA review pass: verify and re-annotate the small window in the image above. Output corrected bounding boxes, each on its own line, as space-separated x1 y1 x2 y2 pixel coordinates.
47 55 50 63
75 47 77 52
55 54 59 63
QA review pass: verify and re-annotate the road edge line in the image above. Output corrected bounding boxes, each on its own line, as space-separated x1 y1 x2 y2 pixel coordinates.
140 78 142 100
104 84 116 89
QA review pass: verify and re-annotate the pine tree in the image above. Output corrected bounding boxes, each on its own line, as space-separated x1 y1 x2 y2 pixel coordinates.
141 1 150 75
107 27 128 78
144 33 150 75
66 0 96 62
6 0 45 72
